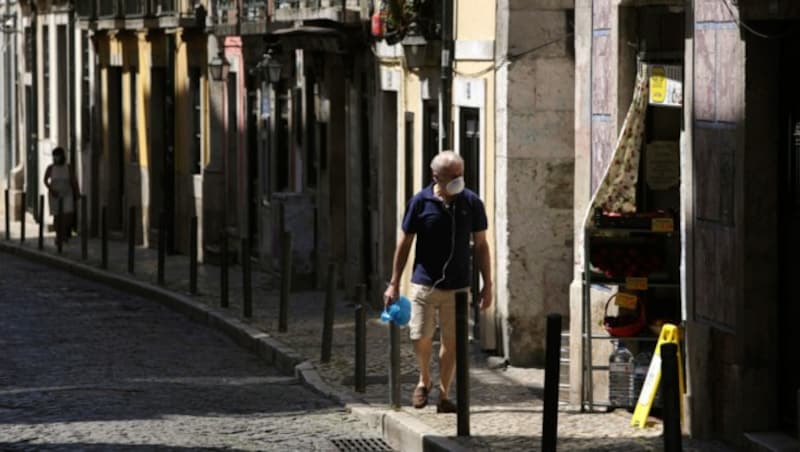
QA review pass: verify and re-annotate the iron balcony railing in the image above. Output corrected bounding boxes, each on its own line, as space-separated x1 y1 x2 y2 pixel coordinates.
150 0 177 15
77 0 189 20
215 0 238 24
273 0 365 22
241 0 267 23
96 0 122 18
76 0 96 19
275 0 323 10
273 0 362 10
122 0 148 16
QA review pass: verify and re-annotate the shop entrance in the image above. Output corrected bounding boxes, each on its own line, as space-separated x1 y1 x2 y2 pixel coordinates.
779 31 800 435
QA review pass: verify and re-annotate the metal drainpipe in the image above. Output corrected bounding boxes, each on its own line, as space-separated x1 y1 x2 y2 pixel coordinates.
68 8 76 188
440 0 453 151
3 0 9 186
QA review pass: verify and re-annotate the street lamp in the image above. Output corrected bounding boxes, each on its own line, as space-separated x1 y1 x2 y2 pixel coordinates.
257 49 282 84
209 46 231 252
208 50 230 82
401 23 428 69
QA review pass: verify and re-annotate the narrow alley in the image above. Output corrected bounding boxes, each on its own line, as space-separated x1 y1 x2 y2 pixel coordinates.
0 253 385 451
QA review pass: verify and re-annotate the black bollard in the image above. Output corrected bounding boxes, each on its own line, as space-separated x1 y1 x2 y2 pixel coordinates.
220 230 229 308
20 192 26 243
189 216 198 294
38 195 44 250
542 313 562 452
127 206 135 274
242 238 252 318
278 231 292 333
80 195 88 260
354 284 367 393
4 188 9 240
320 262 336 363
57 197 64 254
661 343 682 452
157 211 166 285
101 206 108 269
389 317 401 408
471 245 480 340
455 291 470 436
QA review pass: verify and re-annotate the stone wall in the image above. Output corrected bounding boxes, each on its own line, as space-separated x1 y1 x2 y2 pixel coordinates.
497 0 575 365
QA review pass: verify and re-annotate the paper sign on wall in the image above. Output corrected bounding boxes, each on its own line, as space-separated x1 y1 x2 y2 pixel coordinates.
645 141 680 190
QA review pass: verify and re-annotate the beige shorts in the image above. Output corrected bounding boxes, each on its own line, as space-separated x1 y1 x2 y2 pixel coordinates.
408 283 470 341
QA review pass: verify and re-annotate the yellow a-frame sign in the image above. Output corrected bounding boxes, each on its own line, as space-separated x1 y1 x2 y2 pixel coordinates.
630 324 685 428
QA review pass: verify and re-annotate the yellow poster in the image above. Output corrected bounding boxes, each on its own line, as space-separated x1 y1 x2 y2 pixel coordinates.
650 67 667 104
648 65 683 107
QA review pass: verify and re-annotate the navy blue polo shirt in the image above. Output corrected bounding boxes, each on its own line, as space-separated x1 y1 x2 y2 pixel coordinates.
402 184 488 290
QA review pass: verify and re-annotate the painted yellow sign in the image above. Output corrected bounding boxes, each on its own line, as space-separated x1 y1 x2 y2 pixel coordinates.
650 67 667 103
625 277 649 291
648 65 683 107
631 324 685 428
651 218 674 233
615 292 639 310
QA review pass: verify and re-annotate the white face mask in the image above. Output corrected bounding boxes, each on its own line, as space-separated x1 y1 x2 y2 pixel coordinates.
445 176 465 196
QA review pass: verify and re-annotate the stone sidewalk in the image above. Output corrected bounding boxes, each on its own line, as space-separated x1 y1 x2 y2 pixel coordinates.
0 212 733 451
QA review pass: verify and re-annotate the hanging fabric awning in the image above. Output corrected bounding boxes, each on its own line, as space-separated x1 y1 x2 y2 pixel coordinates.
583 65 650 229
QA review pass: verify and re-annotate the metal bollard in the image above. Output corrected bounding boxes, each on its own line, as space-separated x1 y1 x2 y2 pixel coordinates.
661 343 682 452
242 238 252 318
127 206 136 274
455 290 470 436
471 245 480 340
80 195 88 260
189 216 198 294
220 230 229 308
542 313 562 452
157 211 166 285
389 318 401 408
320 262 336 363
354 284 367 393
20 192 26 243
278 231 292 333
38 195 44 250
101 206 108 269
57 197 64 254
4 188 9 240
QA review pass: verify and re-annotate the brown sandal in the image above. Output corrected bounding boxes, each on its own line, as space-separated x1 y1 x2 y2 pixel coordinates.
436 398 457 414
411 385 432 409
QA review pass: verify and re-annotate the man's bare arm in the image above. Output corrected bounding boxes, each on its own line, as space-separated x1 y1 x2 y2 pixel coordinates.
383 231 415 305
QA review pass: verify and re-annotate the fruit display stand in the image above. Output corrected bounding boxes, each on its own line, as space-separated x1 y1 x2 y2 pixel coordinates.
581 216 680 411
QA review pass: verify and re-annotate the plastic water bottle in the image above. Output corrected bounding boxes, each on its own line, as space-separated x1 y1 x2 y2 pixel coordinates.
609 340 634 408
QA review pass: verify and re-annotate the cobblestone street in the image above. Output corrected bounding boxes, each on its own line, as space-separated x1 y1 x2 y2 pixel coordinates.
0 254 384 451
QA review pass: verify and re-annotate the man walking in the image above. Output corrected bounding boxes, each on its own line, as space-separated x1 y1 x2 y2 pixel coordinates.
383 151 492 413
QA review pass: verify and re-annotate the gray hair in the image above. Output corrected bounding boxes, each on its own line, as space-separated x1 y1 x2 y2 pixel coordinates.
430 150 464 173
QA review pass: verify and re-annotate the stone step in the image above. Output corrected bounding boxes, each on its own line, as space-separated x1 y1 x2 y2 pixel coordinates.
744 432 800 452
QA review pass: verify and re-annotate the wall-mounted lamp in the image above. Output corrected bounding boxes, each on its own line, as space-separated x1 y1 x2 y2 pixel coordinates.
208 50 230 82
257 49 282 84
401 23 428 69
